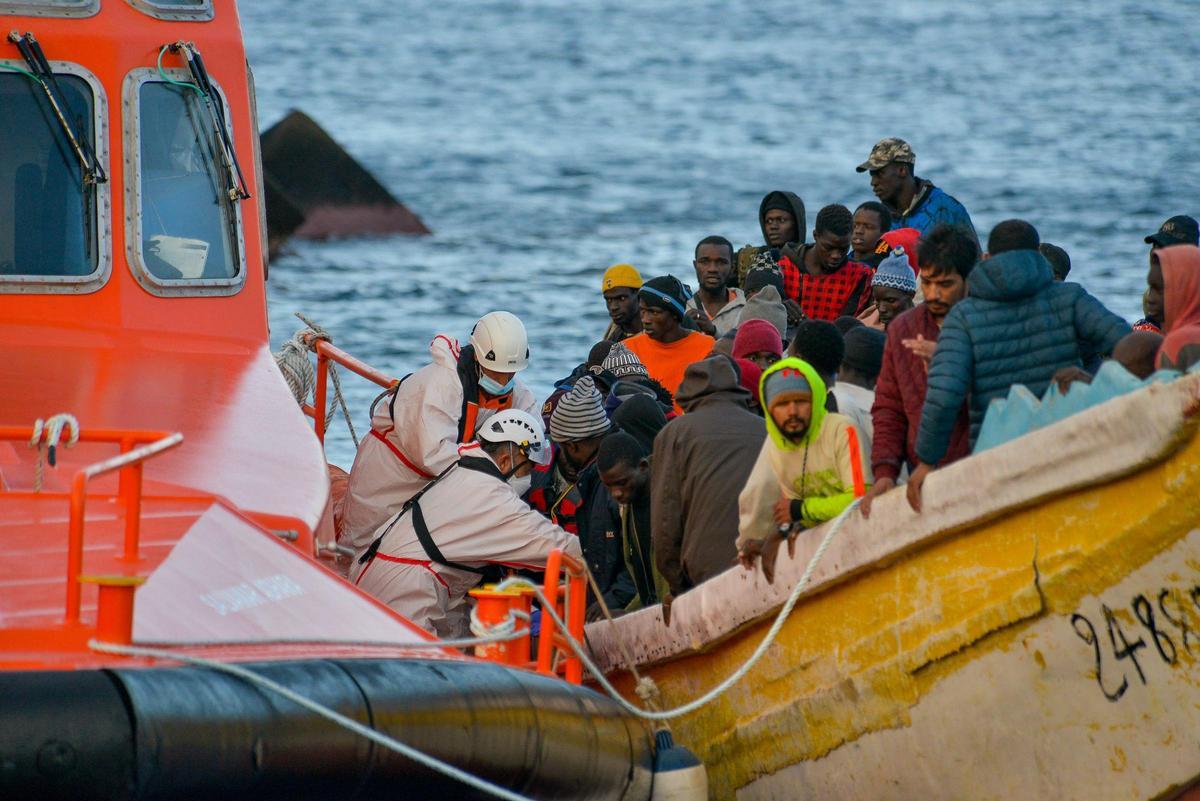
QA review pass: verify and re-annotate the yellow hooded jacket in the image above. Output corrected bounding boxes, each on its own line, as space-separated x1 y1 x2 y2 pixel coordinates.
736 358 869 548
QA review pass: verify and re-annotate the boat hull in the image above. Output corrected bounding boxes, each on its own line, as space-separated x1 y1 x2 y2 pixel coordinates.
588 376 1200 799
0 658 653 801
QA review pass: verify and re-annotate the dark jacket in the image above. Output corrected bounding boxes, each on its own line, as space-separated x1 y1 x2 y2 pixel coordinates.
527 452 632 605
916 250 1131 464
736 191 807 285
575 463 635 609
871 304 970 482
888 178 976 240
652 357 766 595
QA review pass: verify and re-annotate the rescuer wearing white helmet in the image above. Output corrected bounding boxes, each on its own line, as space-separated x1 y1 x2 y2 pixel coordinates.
340 312 539 551
349 409 581 638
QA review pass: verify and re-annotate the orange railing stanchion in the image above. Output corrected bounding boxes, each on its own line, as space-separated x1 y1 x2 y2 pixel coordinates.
314 351 329 445
513 586 536 666
65 472 89 624
81 575 146 644
533 549 586 684
536 550 563 675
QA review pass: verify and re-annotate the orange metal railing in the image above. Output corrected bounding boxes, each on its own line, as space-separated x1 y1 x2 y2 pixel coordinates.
0 425 183 624
535 549 588 684
470 549 587 684
301 333 398 446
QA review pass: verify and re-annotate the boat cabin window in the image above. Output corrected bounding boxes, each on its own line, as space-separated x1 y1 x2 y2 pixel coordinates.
0 1 99 19
124 0 213 22
127 72 245 296
0 66 109 291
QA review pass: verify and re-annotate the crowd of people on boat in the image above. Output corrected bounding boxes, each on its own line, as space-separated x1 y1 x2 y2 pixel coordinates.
333 137 1200 637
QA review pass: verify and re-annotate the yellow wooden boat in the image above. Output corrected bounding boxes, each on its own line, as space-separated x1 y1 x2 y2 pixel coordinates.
586 370 1200 800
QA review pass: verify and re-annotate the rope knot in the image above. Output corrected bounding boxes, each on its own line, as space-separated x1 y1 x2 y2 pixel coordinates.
27 413 79 491
634 676 660 703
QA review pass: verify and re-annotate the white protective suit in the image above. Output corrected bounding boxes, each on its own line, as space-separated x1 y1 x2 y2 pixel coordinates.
340 335 537 552
349 447 582 638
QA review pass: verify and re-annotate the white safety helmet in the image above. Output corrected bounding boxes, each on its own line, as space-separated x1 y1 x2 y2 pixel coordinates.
470 311 530 372
477 409 551 466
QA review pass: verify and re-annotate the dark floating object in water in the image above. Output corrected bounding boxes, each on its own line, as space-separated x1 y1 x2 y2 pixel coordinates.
260 109 431 256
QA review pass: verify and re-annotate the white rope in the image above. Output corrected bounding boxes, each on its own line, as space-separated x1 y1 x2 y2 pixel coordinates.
27 413 79 492
271 314 357 446
295 312 359 448
497 500 857 722
469 605 528 641
273 330 316 407
88 639 537 801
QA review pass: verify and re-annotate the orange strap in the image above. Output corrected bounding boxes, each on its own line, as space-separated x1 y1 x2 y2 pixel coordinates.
846 425 866 497
371 427 435 480
460 402 479 445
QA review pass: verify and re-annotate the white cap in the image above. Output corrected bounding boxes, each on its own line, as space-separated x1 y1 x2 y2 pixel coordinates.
470 311 529 372
476 409 550 466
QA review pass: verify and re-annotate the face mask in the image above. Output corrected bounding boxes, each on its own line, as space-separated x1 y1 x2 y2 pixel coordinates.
479 372 515 396
507 472 532 497
502 443 533 496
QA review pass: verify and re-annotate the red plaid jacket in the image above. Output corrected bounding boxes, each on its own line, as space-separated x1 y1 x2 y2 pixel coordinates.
778 247 874 321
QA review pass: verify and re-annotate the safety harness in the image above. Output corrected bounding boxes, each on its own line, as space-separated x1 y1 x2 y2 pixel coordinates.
357 455 508 582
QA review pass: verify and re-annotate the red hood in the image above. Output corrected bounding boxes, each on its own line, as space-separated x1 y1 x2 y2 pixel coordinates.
1158 245 1200 371
1162 245 1200 333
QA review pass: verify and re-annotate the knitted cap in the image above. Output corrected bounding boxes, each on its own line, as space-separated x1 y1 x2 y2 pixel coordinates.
880 228 920 272
549 375 612 443
763 367 812 408
733 318 783 361
873 248 917 295
842 327 886 379
738 284 788 338
601 263 643 293
601 344 649 379
743 267 785 296
638 275 690 320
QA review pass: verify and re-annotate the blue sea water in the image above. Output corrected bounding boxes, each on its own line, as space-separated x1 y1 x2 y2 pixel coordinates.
243 0 1200 467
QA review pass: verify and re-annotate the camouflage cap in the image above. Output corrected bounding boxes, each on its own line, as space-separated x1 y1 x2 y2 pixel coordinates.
856 138 916 173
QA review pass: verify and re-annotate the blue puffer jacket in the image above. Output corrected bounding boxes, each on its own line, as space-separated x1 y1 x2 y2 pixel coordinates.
891 179 976 240
916 250 1130 464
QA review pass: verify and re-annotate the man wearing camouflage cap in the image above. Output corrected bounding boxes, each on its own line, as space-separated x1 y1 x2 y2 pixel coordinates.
858 137 976 240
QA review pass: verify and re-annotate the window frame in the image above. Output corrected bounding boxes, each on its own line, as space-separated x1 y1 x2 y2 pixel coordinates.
124 0 212 22
0 0 100 19
123 67 247 298
0 59 111 295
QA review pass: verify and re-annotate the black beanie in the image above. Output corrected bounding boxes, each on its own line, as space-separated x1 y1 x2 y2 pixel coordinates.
744 268 785 296
842 327 886 380
639 276 689 321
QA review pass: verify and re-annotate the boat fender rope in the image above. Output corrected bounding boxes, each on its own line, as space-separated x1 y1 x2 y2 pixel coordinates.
27 413 79 492
87 639 539 801
493 499 859 722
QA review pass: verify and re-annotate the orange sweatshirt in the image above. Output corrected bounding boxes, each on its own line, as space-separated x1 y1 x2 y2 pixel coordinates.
623 331 716 414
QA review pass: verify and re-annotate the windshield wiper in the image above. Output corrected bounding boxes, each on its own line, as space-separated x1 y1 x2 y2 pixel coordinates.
166 41 251 203
8 31 107 186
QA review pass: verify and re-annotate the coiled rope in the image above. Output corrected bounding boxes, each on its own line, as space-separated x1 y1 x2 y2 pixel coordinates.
272 312 358 447
28 413 79 492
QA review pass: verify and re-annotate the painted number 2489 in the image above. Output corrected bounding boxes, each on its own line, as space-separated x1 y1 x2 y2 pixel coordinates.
1070 586 1199 702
